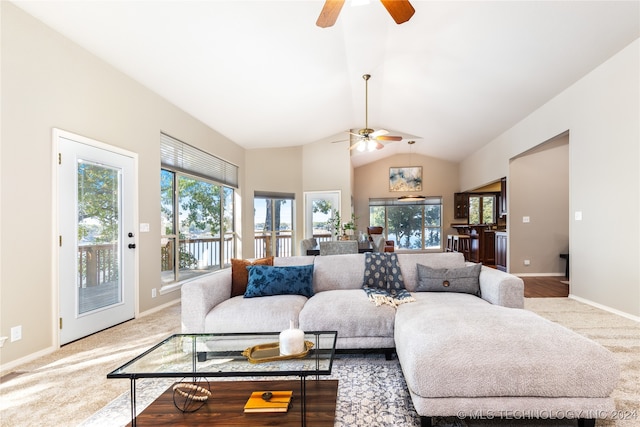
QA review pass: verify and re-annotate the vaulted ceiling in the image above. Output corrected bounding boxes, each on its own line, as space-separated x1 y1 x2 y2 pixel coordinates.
12 1 640 167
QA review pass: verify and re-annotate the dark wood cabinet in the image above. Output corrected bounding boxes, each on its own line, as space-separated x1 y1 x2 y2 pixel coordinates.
499 177 507 217
483 230 496 265
495 232 507 271
454 193 468 219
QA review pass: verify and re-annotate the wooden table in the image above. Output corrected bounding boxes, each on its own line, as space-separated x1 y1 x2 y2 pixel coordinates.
126 379 338 426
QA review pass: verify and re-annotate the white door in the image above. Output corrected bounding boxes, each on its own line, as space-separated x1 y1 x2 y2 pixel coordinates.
56 130 136 345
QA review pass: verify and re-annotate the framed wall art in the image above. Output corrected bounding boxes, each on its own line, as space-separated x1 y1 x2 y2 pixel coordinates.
389 167 422 192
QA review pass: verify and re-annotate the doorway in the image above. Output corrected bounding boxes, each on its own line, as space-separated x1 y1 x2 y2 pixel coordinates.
55 129 137 345
254 192 294 257
303 191 340 242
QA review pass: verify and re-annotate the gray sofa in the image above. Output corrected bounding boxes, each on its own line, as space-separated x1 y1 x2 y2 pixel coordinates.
181 252 619 426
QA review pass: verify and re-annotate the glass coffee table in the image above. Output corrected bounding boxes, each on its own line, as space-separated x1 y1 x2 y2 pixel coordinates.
107 331 337 427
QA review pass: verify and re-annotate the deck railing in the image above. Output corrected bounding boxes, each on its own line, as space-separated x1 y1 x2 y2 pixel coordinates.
79 233 331 287
78 243 118 288
253 233 332 258
161 235 235 272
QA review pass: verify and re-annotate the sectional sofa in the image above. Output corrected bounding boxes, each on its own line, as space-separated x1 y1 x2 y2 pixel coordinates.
181 252 619 426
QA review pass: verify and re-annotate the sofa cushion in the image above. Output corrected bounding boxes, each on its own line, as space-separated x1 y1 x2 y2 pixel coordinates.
274 256 315 267
312 254 366 292
230 257 273 297
299 289 396 339
205 294 308 333
415 263 481 295
397 252 466 292
395 293 620 399
244 265 314 298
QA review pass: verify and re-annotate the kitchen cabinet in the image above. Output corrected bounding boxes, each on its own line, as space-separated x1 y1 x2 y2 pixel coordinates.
454 193 468 219
483 230 496 265
499 177 507 217
495 231 507 271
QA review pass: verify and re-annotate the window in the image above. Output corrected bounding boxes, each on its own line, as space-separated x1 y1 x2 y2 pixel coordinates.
160 134 237 286
468 194 496 225
369 197 442 250
254 192 294 257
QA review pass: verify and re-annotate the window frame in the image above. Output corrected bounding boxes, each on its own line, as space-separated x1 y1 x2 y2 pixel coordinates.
160 132 238 293
468 193 497 225
369 197 443 251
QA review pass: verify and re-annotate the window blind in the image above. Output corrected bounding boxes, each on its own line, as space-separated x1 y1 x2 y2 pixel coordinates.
160 133 238 188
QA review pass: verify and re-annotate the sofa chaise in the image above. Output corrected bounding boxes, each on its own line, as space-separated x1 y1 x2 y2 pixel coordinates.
181 252 619 426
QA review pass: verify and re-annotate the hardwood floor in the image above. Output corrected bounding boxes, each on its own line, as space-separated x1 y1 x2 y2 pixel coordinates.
522 275 569 298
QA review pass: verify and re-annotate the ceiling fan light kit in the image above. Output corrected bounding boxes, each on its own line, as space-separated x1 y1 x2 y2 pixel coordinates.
347 73 403 152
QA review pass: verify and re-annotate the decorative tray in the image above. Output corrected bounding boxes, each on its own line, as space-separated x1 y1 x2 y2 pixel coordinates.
242 341 314 364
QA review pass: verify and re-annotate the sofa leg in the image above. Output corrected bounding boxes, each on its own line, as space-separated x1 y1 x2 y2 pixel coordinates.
384 349 394 360
420 416 432 427
578 419 595 427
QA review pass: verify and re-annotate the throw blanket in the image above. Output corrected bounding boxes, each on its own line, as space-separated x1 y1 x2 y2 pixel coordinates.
362 253 415 307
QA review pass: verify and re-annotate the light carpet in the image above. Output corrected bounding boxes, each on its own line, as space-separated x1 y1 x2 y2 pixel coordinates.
2 298 639 427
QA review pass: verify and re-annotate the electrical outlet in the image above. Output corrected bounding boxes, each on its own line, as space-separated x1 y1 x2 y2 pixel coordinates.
11 325 22 342
152 288 157 298
524 259 531 266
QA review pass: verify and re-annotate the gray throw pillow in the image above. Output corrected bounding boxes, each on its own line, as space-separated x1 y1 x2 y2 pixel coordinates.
415 263 481 295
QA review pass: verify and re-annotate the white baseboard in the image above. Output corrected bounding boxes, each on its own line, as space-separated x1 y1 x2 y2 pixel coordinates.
569 294 640 323
515 272 565 277
0 345 57 375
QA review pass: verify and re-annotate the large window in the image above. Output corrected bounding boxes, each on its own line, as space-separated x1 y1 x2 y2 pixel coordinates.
160 134 237 286
369 197 442 250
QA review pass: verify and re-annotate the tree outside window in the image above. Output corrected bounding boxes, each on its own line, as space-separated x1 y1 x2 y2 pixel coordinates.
369 199 442 250
161 169 234 284
468 195 496 225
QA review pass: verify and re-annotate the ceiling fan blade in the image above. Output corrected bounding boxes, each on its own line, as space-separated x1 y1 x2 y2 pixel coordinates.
380 0 415 24
369 129 389 138
316 0 345 28
375 135 403 141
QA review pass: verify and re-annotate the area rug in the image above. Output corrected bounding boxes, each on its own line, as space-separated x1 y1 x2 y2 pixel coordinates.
80 354 586 427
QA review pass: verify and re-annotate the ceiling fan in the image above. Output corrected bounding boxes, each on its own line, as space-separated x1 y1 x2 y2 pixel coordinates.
337 74 403 152
316 0 415 28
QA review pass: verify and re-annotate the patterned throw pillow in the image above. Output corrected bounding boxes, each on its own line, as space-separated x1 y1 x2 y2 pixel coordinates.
230 257 273 297
244 265 315 298
415 263 481 295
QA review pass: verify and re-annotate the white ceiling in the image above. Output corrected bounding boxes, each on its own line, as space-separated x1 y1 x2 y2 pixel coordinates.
12 1 640 166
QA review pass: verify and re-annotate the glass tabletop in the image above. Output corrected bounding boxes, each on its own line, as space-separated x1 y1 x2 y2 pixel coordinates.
107 331 338 379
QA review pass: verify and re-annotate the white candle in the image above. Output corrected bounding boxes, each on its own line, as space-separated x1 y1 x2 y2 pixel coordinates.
279 320 304 356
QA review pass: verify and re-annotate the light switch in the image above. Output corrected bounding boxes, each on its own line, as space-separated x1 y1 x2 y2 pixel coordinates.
522 216 530 223
574 211 582 221
139 223 150 232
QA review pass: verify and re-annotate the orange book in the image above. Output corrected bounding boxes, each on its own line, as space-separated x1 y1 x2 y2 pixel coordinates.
243 390 293 413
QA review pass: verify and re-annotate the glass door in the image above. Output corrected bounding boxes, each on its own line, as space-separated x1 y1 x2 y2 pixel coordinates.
57 130 136 345
254 195 294 257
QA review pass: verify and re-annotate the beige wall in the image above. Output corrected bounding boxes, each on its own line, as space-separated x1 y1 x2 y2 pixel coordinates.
241 139 353 258
243 146 303 258
509 135 569 274
0 3 244 366
459 39 639 317
354 152 460 243
302 139 353 221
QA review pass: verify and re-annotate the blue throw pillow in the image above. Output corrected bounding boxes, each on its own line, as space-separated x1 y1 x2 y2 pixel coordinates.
244 265 315 298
